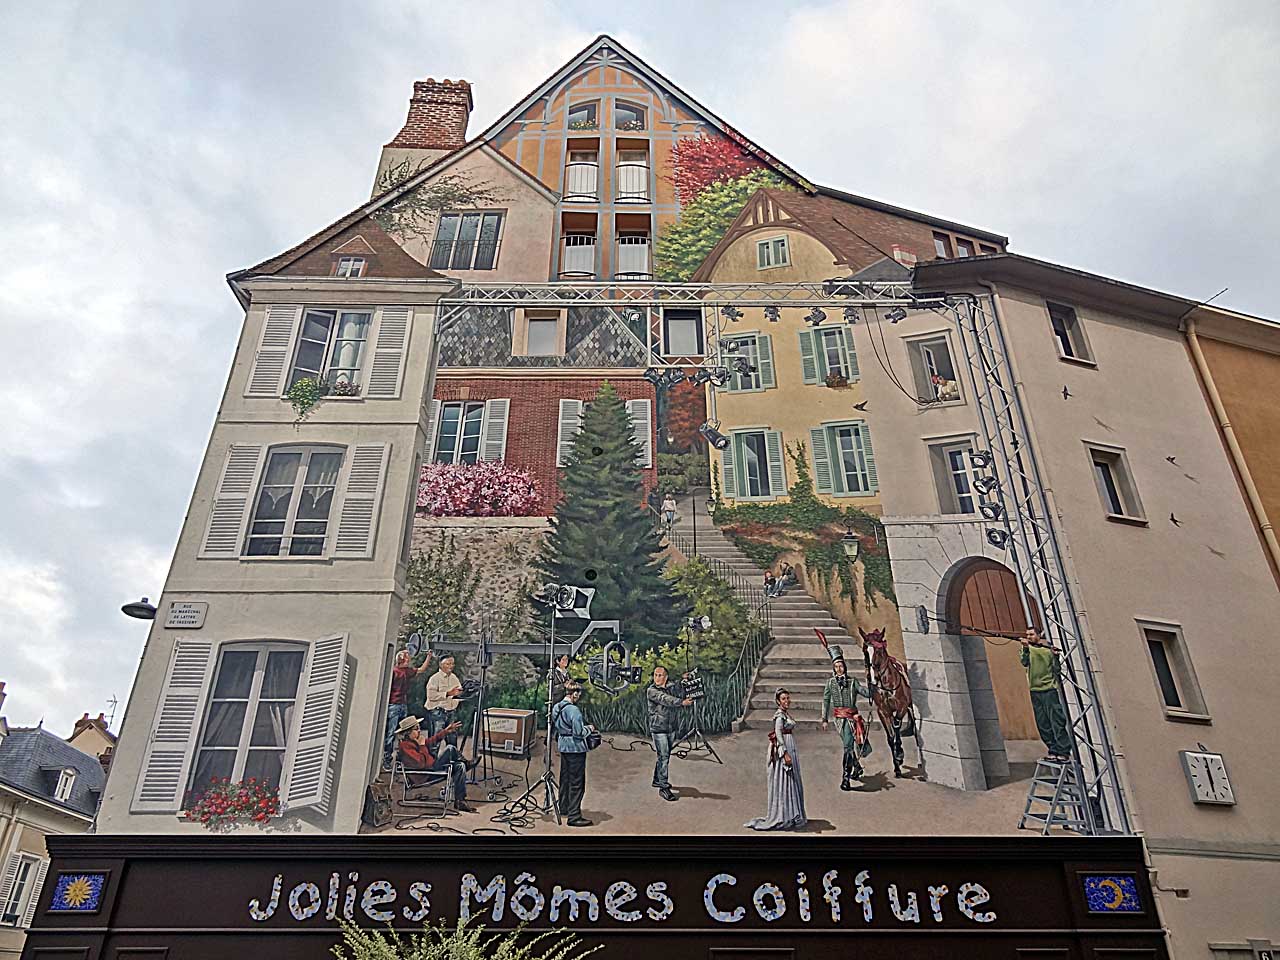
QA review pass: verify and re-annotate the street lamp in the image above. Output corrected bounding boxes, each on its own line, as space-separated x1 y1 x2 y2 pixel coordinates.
841 527 860 561
121 597 157 620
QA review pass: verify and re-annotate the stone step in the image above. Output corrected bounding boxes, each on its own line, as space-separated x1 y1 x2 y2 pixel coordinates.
757 664 838 679
770 624 846 636
750 679 827 693
749 695 823 710
763 642 839 659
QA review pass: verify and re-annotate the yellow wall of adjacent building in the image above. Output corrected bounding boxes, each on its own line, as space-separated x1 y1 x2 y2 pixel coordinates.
705 224 880 515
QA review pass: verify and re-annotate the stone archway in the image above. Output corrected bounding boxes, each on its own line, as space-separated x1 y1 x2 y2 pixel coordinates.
944 558 1041 780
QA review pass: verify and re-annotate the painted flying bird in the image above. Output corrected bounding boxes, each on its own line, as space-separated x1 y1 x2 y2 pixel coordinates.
1183 473 1198 483
1093 416 1115 432
1208 546 1226 559
1170 513 1182 527
1166 456 1178 465
853 401 869 411
1062 386 1071 399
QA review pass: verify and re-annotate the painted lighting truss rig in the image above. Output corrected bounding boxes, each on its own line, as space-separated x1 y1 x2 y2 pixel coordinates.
432 279 1132 836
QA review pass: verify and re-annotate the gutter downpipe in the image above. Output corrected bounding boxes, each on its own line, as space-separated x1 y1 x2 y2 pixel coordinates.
1184 316 1280 584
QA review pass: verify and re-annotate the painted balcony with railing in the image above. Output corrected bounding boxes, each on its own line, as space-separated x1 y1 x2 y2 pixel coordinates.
559 233 597 278
615 160 650 202
615 234 652 280
563 161 599 201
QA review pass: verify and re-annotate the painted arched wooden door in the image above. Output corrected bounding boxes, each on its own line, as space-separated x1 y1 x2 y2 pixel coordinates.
946 560 1042 740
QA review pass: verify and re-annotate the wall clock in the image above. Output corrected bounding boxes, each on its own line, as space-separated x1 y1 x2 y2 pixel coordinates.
1179 746 1236 805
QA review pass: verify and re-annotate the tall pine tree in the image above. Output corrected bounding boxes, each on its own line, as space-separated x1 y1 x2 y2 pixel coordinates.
537 382 681 652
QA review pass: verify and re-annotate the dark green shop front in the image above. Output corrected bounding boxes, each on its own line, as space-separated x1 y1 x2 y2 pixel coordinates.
23 835 1167 959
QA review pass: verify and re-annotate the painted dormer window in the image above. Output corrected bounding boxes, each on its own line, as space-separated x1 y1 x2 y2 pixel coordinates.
55 768 76 801
615 101 646 131
334 257 366 278
568 102 598 130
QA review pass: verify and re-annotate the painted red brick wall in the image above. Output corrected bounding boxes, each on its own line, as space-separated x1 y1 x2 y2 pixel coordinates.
434 374 658 511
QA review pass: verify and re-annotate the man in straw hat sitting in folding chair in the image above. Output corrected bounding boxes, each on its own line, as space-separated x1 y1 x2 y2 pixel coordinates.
395 714 476 812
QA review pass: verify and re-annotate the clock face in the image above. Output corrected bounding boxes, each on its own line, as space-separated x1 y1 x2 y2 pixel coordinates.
1180 751 1236 805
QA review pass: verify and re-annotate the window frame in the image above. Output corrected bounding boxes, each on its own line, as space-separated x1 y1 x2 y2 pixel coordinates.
662 308 705 357
334 256 366 278
286 307 375 393
429 211 505 271
186 641 309 808
567 101 599 130
720 333 766 393
1085 442 1146 523
927 437 980 514
1046 301 1096 365
433 400 487 465
816 327 851 380
613 100 646 131
932 232 953 258
244 445 346 558
513 308 567 358
732 429 773 500
1136 619 1211 722
756 235 790 270
0 855 39 926
824 422 875 497
54 768 76 802
905 331 963 404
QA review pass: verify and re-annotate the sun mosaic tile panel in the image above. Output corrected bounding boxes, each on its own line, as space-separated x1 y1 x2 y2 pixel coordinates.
49 872 108 912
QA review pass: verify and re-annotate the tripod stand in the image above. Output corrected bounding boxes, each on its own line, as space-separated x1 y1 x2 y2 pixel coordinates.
672 622 722 764
464 617 504 790
505 614 562 824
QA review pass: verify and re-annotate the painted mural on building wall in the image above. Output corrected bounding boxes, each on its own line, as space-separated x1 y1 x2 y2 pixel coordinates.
216 37 1064 842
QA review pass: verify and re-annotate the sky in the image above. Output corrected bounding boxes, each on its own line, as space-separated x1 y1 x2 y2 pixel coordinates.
0 0 1277 733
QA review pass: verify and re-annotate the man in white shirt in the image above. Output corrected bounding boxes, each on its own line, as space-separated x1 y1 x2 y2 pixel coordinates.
424 654 464 746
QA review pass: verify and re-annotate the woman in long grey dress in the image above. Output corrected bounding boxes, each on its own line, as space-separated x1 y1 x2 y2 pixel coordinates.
745 688 807 831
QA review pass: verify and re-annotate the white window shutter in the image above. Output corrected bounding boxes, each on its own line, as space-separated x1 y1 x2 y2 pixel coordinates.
842 327 860 380
857 420 878 492
810 427 835 494
333 443 390 559
245 304 301 397
0 855 21 917
199 444 265 559
557 399 584 467
720 439 737 499
283 633 349 814
757 335 776 389
625 399 653 468
424 399 441 458
20 859 48 928
479 399 511 462
131 639 216 812
365 306 412 399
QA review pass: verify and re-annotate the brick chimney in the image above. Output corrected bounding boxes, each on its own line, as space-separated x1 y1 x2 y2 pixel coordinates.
388 79 473 151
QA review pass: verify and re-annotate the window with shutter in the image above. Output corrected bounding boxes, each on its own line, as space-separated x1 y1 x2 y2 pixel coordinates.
365 306 412 398
200 444 266 559
810 426 835 494
244 446 344 557
720 334 766 392
434 402 485 464
333 443 390 559
479 399 511 462
245 304 302 397
821 420 877 496
20 859 47 928
424 399 441 455
0 854 27 926
731 430 775 499
557 399 584 466
131 639 216 812
765 430 786 495
798 330 819 384
720 441 737 499
625 399 653 467
283 633 350 815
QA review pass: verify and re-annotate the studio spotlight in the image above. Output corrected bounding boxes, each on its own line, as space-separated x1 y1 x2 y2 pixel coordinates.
843 306 860 324
643 367 665 387
731 356 756 376
698 421 731 450
690 368 714 386
985 528 1010 549
723 339 741 354
665 369 688 387
721 305 744 322
973 476 1001 496
885 307 908 323
805 307 827 327
764 306 781 323
709 367 731 387
968 450 994 469
979 501 1004 521
686 615 712 632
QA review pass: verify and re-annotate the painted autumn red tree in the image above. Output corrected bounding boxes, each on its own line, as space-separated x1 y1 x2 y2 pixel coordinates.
662 378 707 452
667 135 765 204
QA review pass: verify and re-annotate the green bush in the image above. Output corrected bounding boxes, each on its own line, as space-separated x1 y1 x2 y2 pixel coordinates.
654 169 788 281
332 916 602 960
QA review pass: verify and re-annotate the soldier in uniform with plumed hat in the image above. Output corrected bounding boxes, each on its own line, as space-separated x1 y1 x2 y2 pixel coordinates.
819 640 871 791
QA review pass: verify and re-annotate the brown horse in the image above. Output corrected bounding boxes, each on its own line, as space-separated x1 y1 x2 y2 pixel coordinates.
858 627 920 778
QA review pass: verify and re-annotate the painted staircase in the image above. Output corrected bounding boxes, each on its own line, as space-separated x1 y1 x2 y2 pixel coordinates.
670 493 860 728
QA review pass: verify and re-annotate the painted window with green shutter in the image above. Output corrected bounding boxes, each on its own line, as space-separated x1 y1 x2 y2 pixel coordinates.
719 333 775 392
725 429 786 500
810 420 878 496
798 327 859 384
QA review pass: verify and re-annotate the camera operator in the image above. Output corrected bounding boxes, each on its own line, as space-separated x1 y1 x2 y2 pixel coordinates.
647 665 693 801
552 681 593 827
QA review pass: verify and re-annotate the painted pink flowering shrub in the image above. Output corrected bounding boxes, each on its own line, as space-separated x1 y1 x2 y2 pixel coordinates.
417 461 543 516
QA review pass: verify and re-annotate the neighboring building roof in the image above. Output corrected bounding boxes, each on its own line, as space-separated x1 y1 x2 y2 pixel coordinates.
69 712 117 746
0 726 105 819
475 34 814 194
814 185 1008 245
